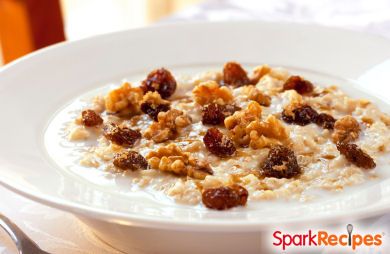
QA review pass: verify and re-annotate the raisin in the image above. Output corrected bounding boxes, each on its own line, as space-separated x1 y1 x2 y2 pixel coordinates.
140 102 170 121
103 123 141 147
81 109 103 127
201 103 240 125
141 68 176 99
113 151 148 170
260 145 301 178
222 62 251 87
282 105 318 126
336 143 376 169
283 75 314 94
203 128 236 157
202 184 248 210
314 113 336 130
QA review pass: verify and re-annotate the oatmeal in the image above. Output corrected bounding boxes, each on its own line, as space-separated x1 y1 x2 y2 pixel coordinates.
63 62 390 210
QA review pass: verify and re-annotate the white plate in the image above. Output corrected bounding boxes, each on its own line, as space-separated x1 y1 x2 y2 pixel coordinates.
1 21 390 234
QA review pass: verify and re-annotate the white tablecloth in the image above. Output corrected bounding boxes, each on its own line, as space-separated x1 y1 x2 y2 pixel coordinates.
1 0 390 253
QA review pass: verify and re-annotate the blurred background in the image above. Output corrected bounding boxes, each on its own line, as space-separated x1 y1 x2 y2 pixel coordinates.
1 0 390 66
0 0 204 65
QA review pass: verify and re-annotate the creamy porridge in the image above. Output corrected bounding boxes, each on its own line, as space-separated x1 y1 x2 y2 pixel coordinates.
62 62 390 210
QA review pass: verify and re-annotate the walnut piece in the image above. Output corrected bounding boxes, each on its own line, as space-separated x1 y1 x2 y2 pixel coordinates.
332 116 361 143
143 109 191 143
241 85 271 106
246 115 289 149
281 90 304 117
224 102 288 148
251 64 288 83
192 81 233 105
105 82 143 115
146 144 212 179
224 101 262 146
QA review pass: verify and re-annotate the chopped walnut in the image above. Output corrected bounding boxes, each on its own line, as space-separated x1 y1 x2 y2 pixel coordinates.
140 91 170 120
281 90 304 117
224 101 262 147
251 65 289 84
332 116 361 143
192 81 233 105
146 144 212 179
246 115 289 149
105 82 143 115
225 101 288 149
141 91 169 107
250 65 272 84
143 109 191 143
241 85 271 106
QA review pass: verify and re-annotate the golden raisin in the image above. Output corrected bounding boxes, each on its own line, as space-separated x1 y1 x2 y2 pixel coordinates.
203 128 236 157
201 103 240 125
282 105 318 126
81 109 103 127
336 143 376 169
314 113 336 130
103 123 141 147
283 76 314 94
222 62 251 87
202 184 248 210
113 151 148 170
260 145 301 178
141 68 177 99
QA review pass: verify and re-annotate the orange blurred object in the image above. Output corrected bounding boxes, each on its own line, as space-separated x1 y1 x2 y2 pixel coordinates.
0 0 65 64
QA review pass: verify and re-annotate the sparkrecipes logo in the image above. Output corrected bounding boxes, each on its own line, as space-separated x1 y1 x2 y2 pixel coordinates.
272 224 383 251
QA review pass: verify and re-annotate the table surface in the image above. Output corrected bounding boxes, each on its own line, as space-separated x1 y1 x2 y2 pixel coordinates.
1 0 390 253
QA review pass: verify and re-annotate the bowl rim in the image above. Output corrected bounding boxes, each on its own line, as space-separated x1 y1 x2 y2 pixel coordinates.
1 20 390 231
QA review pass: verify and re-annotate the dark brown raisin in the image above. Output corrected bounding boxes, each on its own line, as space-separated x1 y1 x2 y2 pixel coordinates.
314 113 336 130
141 68 176 99
113 151 148 170
81 109 103 127
336 143 376 169
140 102 170 121
283 75 314 94
103 123 141 147
201 103 240 125
222 62 251 87
202 184 248 210
260 145 301 178
203 128 236 157
282 105 318 126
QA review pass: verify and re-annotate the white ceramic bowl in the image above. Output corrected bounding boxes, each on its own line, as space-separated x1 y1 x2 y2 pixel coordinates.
1 22 390 253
